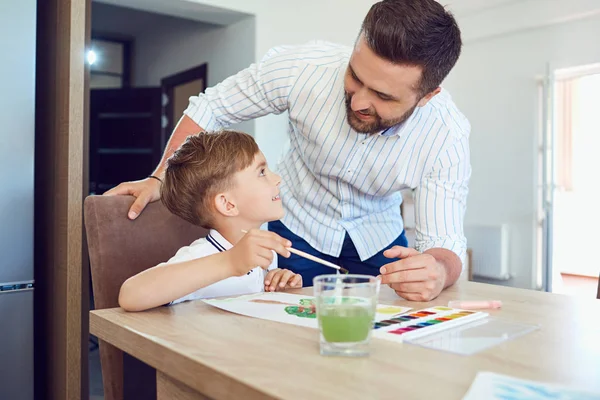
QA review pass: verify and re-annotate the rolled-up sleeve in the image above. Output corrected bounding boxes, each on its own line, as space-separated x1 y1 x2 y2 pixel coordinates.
414 133 471 269
183 46 299 131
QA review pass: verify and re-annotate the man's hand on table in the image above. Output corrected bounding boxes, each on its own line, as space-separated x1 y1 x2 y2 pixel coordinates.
378 246 448 301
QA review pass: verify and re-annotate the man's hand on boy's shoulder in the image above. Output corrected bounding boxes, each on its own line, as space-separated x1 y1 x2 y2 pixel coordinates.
103 176 162 220
225 229 291 277
264 268 302 292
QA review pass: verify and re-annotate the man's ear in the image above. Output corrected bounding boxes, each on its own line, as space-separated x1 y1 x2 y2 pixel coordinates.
417 87 441 107
214 192 239 217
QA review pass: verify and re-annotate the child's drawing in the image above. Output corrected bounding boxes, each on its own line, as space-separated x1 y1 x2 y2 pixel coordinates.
284 299 317 319
204 292 412 329
249 298 317 319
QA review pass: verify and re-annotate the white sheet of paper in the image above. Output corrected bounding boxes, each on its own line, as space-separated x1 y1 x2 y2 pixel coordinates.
203 292 412 329
462 372 600 400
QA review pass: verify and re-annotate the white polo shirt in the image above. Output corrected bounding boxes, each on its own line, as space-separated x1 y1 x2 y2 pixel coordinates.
168 229 277 305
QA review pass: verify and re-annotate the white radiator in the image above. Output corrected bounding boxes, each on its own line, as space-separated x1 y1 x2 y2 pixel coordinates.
464 224 511 280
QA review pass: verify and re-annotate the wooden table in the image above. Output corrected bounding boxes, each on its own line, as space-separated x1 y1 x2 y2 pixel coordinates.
90 282 600 399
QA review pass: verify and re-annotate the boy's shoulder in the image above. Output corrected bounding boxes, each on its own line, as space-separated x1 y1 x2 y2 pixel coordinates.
167 236 219 264
167 229 233 264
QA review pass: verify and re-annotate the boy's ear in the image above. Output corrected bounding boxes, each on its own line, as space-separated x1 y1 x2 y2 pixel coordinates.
214 192 239 217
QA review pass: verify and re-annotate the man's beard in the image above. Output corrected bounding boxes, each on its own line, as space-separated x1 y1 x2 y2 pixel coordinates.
345 93 417 134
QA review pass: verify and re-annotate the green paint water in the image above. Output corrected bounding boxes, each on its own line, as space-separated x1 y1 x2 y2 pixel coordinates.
319 304 374 343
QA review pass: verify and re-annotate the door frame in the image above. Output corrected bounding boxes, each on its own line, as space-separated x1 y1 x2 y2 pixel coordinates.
541 66 556 293
35 0 89 398
160 63 207 147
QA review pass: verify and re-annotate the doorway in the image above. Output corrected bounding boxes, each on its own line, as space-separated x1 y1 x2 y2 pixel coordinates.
538 64 600 298
162 64 208 145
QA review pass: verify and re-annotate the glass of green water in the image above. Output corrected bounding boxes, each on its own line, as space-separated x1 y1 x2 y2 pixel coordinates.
313 274 380 357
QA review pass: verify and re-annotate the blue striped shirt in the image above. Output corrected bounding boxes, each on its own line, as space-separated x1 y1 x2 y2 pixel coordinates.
184 41 471 265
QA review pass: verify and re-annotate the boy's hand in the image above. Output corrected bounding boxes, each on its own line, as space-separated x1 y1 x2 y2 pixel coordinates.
225 229 291 276
264 268 303 292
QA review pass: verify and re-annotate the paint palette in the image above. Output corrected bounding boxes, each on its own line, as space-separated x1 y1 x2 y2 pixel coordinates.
372 306 489 343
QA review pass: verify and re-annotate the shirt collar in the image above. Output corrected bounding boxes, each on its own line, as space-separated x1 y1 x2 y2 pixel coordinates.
376 105 421 138
206 229 233 252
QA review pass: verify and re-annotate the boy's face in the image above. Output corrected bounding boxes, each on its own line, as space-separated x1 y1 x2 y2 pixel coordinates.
229 152 284 223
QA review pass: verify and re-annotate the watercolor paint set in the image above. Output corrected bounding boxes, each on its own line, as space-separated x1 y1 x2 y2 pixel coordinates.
371 306 489 343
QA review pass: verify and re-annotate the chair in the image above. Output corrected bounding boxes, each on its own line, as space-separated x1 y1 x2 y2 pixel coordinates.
84 195 207 400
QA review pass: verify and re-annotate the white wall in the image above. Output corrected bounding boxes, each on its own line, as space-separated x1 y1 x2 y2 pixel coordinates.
443 13 600 289
133 16 256 133
453 0 600 43
133 19 250 87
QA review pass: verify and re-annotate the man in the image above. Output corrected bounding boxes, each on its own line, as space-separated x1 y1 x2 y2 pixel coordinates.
106 0 471 301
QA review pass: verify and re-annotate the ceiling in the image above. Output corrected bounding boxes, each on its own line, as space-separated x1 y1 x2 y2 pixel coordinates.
91 2 217 37
93 0 251 26
92 0 528 34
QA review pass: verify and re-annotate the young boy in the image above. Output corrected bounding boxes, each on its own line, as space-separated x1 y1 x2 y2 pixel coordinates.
118 130 301 312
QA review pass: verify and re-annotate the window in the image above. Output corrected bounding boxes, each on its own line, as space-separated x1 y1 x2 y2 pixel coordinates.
89 37 131 89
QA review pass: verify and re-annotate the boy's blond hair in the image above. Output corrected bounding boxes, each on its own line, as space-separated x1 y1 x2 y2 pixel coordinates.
161 130 259 228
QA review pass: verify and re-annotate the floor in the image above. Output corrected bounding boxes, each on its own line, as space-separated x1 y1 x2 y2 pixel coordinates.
89 341 104 400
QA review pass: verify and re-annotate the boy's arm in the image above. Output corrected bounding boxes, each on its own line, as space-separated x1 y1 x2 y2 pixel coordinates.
119 230 291 311
118 251 233 312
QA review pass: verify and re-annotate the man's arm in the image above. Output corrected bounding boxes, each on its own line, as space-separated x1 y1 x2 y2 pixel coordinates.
413 133 471 286
105 45 301 218
423 247 462 288
379 133 471 301
102 115 205 219
152 115 204 178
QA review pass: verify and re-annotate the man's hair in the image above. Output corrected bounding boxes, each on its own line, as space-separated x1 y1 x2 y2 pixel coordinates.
360 0 462 96
161 130 259 229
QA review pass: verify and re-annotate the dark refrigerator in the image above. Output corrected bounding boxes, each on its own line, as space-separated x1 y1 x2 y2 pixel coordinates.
0 0 36 399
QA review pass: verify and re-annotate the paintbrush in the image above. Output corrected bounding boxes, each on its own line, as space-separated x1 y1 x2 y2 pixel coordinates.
241 230 349 274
